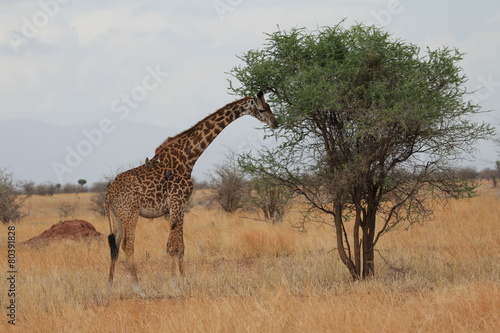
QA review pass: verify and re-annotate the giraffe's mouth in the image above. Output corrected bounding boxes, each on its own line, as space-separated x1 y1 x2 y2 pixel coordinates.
269 117 279 129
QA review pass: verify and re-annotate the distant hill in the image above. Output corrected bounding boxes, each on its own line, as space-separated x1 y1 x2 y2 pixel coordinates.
0 119 170 184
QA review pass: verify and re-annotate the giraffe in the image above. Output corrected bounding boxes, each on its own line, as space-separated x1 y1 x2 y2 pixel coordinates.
106 91 278 296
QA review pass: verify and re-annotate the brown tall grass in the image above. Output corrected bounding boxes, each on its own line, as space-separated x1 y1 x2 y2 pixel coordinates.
0 185 499 332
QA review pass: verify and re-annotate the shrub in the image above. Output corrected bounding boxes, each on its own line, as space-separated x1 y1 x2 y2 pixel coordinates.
209 155 247 213
0 168 27 223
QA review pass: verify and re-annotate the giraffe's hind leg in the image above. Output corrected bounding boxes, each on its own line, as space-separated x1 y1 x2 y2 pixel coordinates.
108 202 145 297
120 218 146 298
108 206 123 292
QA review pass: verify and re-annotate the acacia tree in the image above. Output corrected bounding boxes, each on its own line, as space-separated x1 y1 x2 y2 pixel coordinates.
230 24 494 280
78 179 87 188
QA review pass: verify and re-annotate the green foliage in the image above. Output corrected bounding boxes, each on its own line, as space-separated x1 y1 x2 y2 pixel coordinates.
230 24 494 279
231 23 493 209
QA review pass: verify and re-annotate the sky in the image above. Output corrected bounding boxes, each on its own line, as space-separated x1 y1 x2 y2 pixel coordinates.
0 0 499 185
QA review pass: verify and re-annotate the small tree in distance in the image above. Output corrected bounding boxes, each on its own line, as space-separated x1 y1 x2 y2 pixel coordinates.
78 179 87 189
77 179 87 193
230 24 494 280
246 175 293 223
209 153 246 213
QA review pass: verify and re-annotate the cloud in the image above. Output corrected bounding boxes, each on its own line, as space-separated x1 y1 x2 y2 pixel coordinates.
486 9 500 25
1 1 498 183
69 5 177 47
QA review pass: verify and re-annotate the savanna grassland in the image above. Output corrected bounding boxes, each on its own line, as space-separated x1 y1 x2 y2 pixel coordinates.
1 184 499 332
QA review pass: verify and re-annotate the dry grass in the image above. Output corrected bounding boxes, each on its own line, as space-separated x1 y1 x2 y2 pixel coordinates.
0 185 499 332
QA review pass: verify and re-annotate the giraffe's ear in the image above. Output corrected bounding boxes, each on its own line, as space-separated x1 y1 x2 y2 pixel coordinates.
257 91 264 98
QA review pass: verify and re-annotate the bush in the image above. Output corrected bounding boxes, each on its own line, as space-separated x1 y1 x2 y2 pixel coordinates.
247 176 293 223
34 182 57 196
20 180 35 195
0 168 27 223
455 167 478 180
90 181 109 216
58 202 78 219
209 155 247 213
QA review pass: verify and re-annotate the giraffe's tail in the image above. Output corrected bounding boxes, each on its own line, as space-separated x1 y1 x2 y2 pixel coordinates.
108 234 119 261
105 197 119 261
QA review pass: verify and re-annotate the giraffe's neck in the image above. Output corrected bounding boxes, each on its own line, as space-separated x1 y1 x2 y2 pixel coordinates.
157 97 249 174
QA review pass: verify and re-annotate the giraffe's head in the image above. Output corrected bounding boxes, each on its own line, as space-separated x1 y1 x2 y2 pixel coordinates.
242 91 279 129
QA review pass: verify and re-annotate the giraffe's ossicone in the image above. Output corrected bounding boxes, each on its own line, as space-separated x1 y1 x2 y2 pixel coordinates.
106 91 278 296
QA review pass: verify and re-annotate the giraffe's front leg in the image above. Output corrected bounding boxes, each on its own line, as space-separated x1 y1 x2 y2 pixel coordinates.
166 216 185 272
166 211 186 295
166 177 192 294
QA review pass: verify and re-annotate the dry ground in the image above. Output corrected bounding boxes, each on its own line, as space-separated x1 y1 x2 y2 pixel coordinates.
0 185 499 332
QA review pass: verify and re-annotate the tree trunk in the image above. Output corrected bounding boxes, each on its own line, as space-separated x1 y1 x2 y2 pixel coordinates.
333 203 359 280
362 207 376 278
353 204 362 278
